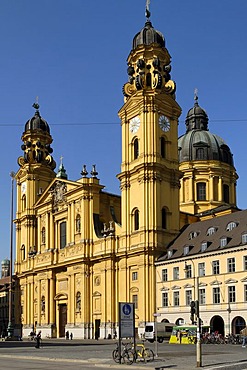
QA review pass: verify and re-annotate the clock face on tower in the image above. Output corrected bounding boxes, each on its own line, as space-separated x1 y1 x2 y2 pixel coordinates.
129 116 140 134
159 115 170 132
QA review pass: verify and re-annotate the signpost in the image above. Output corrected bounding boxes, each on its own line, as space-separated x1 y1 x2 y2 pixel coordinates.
119 302 135 362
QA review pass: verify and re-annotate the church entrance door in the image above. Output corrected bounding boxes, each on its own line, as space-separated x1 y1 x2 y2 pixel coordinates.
59 304 67 337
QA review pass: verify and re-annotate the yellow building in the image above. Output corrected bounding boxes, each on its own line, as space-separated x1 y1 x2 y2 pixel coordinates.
13 5 240 339
14 9 183 339
156 209 247 336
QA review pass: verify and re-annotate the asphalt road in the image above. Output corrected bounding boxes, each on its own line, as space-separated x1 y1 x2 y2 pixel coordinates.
1 339 247 370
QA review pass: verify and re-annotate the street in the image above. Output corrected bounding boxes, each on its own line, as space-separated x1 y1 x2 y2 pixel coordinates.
0 339 247 369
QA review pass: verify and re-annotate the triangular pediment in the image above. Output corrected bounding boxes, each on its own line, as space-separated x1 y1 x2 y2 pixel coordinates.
183 283 193 289
210 280 222 286
160 286 169 291
171 285 181 290
35 178 83 208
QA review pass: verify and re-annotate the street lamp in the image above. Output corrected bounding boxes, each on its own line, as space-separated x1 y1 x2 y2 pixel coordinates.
7 171 15 338
184 260 202 367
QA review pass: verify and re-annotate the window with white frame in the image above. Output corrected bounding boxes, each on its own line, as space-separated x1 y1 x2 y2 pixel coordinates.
226 222 238 232
185 290 192 306
201 242 207 252
185 264 192 278
220 237 227 248
173 291 180 306
207 227 217 236
228 286 236 303
242 233 247 244
199 288 206 305
162 269 168 282
184 245 190 255
173 267 179 280
198 262 205 277
213 287 220 304
227 258 235 273
212 260 220 275
162 292 168 307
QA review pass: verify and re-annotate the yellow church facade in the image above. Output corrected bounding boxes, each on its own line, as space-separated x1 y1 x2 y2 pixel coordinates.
14 10 183 339
13 5 240 339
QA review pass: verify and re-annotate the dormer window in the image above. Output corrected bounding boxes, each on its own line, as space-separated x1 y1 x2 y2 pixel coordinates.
167 250 173 259
242 233 247 244
201 242 208 252
220 237 228 248
207 227 217 236
183 245 193 256
226 222 238 232
189 231 199 240
184 246 189 256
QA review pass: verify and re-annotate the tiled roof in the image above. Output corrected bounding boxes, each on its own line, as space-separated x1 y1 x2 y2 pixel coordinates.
158 209 247 262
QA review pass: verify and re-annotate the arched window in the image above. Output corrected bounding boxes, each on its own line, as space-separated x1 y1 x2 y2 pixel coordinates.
21 244 25 260
133 209 139 231
22 195 26 211
133 138 139 160
76 215 81 233
41 296 45 313
76 292 81 312
162 208 167 229
223 184 229 203
197 182 206 201
41 227 46 244
60 221 67 249
160 137 166 158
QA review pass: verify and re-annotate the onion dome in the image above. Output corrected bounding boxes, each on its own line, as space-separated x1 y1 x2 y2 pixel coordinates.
178 94 234 166
132 20 165 50
24 103 50 134
1 258 10 266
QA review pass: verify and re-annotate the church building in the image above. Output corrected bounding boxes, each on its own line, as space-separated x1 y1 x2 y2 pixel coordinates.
13 5 239 339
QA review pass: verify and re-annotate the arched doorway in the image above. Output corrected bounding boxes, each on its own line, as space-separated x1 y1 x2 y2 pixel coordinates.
232 316 246 334
210 315 224 336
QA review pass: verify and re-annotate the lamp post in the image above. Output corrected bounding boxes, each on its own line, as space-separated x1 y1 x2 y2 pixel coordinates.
185 260 202 367
153 312 161 358
7 171 15 338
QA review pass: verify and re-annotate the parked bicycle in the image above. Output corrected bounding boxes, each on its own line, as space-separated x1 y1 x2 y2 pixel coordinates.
112 342 135 365
133 340 154 362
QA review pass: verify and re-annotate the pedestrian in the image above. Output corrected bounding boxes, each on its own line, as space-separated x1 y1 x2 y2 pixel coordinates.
240 327 247 348
35 330 41 349
65 331 69 340
70 332 73 340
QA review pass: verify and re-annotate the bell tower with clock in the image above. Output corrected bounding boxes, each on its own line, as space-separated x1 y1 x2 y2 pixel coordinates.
117 4 182 321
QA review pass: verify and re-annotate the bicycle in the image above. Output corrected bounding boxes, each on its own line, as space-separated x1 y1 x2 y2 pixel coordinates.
133 340 154 362
112 342 135 365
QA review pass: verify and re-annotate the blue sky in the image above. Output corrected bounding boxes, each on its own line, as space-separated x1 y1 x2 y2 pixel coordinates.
1 0 247 264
